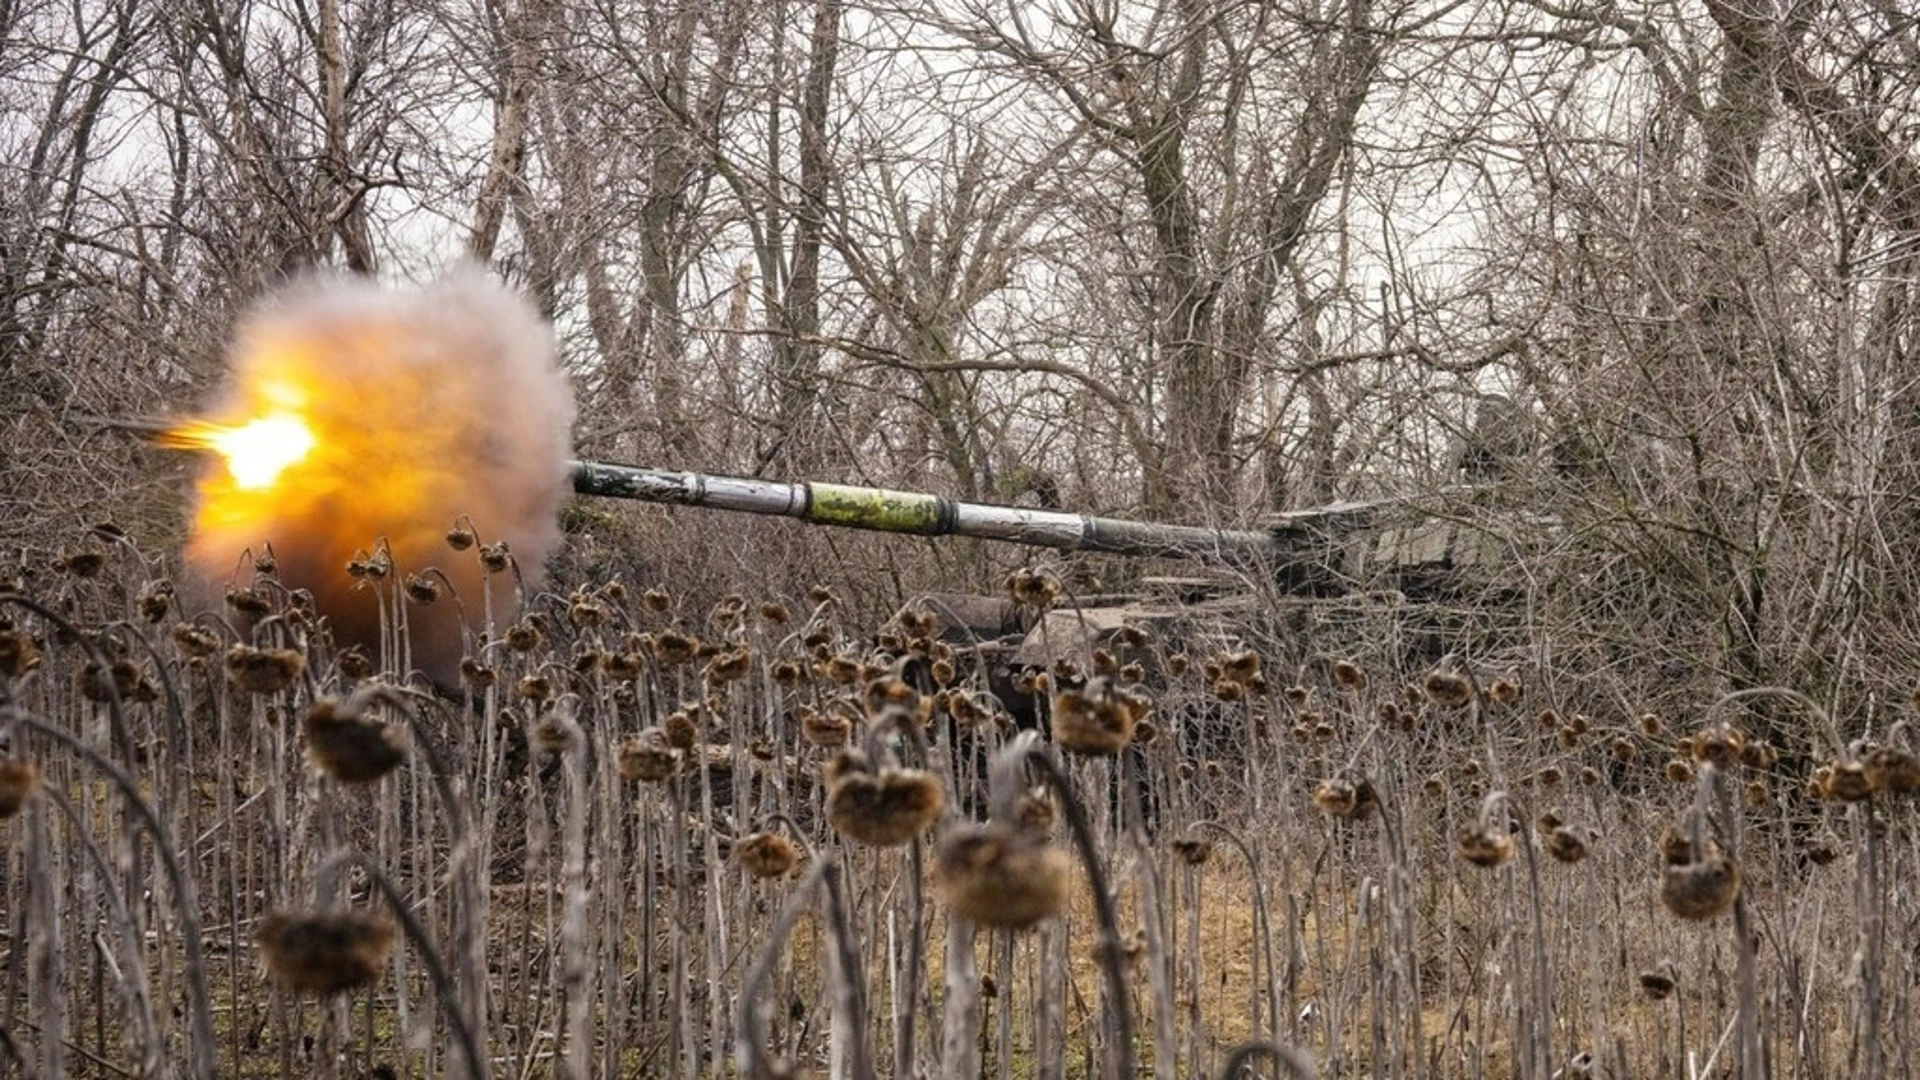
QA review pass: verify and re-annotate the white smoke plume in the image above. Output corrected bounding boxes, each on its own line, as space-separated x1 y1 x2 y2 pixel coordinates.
179 270 575 682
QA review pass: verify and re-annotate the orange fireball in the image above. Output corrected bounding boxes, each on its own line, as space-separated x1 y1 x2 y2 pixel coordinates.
174 271 575 683
163 412 316 491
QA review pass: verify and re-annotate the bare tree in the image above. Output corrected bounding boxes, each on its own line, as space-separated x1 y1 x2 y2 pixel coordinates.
920 0 1383 518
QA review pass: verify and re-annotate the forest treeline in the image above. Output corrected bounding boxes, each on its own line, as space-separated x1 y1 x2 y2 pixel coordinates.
4 0 1918 713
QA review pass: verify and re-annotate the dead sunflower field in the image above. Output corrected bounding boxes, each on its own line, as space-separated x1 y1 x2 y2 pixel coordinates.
2 536 1916 1080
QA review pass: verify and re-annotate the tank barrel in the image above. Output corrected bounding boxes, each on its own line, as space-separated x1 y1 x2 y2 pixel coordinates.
102 409 1283 562
568 459 1279 562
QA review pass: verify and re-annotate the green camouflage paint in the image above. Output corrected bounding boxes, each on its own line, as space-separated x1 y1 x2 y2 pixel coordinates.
806 483 947 534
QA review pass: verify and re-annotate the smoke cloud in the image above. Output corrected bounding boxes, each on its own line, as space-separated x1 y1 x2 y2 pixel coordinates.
182 270 575 682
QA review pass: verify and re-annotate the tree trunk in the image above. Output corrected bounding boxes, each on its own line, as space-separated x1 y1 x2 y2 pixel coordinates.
470 0 546 262
761 0 842 474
